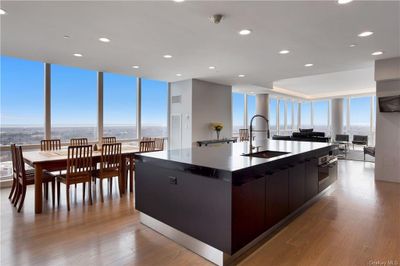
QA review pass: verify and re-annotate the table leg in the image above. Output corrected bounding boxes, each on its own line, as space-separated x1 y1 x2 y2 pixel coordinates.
120 155 126 194
34 164 43 214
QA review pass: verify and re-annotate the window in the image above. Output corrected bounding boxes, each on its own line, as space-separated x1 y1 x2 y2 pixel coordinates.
0 56 44 145
301 102 312 128
232 93 245 134
287 101 293 130
313 100 329 133
104 73 137 140
269 98 277 132
293 101 299 130
1 56 44 179
141 78 168 138
279 99 285 131
51 64 97 141
350 96 371 138
247 95 256 126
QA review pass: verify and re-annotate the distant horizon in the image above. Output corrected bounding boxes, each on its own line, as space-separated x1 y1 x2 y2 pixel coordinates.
0 124 166 128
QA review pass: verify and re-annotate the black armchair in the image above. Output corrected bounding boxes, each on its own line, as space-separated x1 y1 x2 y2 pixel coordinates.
352 135 368 149
335 134 349 142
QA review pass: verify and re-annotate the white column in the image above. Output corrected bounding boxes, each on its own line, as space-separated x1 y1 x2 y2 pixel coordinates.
97 72 104 143
254 94 269 140
331 98 344 138
167 82 171 149
44 63 51 139
136 77 142 140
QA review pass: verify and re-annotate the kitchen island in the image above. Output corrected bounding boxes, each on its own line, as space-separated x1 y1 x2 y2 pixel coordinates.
135 140 337 265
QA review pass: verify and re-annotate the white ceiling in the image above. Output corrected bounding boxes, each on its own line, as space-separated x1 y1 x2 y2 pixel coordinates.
1 1 399 96
274 67 376 99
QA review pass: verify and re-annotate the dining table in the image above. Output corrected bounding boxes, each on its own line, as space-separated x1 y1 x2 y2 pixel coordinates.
23 144 140 214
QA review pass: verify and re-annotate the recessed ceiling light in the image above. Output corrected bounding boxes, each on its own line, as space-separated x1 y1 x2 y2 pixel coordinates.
209 66 216 70
176 73 182 77
63 35 70 39
349 44 357 48
304 63 314 67
0 9 7 15
99 37 110 43
132 65 140 69
279 50 290 54
73 53 83 57
338 0 353 4
238 74 245 78
239 29 252 36
371 51 384 56
163 54 172 59
358 31 374 37
173 0 185 2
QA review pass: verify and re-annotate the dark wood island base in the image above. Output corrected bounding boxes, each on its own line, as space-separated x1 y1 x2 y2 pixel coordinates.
135 140 337 265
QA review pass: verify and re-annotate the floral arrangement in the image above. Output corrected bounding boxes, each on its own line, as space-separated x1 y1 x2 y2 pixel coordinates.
210 122 224 139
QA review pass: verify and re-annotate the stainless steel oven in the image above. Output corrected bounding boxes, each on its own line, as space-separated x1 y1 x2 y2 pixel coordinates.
318 155 338 191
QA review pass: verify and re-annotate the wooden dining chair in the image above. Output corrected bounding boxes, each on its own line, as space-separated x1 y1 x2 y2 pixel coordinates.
9 144 19 202
41 139 61 151
154 138 165 151
70 138 88 146
239 129 249 141
125 140 156 194
56 145 93 211
139 140 156 152
102 137 117 144
14 145 55 212
40 139 62 199
92 143 122 202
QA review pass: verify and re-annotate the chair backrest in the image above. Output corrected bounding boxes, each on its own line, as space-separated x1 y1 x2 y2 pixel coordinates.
139 140 156 152
100 143 122 172
15 146 27 184
239 129 249 141
41 139 61 151
353 135 368 142
335 134 349 142
70 138 88 146
10 144 18 178
142 137 151 141
66 145 93 182
102 137 117 144
154 138 165 151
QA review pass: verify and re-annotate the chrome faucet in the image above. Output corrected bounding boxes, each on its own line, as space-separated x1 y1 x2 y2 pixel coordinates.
249 114 270 154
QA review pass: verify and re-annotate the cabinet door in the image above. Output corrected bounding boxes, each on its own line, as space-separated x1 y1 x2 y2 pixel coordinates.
305 158 319 200
289 162 306 212
135 161 231 253
232 177 266 253
266 169 289 228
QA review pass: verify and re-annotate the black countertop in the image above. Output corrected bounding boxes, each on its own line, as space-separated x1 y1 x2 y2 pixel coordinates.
136 139 334 173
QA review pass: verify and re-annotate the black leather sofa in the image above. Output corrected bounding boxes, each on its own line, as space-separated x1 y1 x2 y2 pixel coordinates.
273 129 331 143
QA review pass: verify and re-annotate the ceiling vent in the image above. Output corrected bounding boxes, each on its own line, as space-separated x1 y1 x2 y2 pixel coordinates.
171 95 182 104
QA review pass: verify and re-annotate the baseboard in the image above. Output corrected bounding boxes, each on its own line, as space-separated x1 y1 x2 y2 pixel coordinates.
375 177 400 183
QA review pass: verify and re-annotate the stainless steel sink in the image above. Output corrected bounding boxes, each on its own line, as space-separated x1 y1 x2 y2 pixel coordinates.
242 150 290 159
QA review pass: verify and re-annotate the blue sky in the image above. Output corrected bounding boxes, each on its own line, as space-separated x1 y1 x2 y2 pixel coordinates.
1 55 167 126
1 55 373 128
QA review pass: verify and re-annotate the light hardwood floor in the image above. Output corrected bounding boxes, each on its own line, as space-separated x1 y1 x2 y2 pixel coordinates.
1 160 399 266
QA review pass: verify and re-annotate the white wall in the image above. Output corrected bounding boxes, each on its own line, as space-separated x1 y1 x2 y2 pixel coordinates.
375 57 400 183
170 79 192 149
169 79 232 148
192 79 232 143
